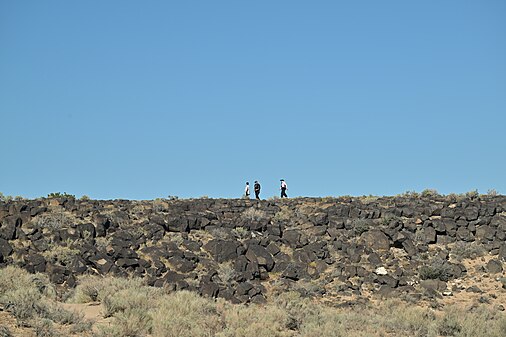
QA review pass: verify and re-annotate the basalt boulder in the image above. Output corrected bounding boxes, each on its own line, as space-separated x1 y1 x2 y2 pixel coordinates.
203 239 243 263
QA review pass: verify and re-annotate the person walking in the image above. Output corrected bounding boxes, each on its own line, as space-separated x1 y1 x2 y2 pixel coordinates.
254 181 261 200
280 179 288 198
244 182 250 198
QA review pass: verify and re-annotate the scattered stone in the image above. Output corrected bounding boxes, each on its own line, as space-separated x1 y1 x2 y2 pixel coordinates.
374 267 388 275
466 285 483 293
486 259 503 274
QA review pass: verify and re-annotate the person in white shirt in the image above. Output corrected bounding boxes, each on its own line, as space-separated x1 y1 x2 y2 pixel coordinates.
244 182 250 198
280 179 288 198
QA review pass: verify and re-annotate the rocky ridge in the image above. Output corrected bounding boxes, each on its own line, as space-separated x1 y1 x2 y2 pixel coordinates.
0 194 505 306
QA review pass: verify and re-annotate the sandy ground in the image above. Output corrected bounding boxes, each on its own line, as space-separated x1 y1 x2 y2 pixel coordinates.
441 255 506 309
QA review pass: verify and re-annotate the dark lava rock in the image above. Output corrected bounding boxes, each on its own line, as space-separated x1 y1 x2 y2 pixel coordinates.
245 244 275 272
360 230 390 251
466 285 483 293
0 238 13 258
420 279 447 292
486 259 503 274
203 239 242 263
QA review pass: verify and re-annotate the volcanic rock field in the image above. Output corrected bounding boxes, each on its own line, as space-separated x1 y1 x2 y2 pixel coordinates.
1 194 505 306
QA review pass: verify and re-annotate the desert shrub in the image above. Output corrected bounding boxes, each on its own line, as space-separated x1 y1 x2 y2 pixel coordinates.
71 275 145 304
69 320 93 334
151 291 221 337
34 319 61 337
421 189 440 198
486 189 498 196
152 199 167 212
95 307 152 337
274 291 321 331
438 308 462 336
232 227 250 240
0 267 56 322
419 257 453 281
360 195 379 204
241 208 268 222
41 245 80 266
292 279 325 297
41 301 86 326
273 206 294 223
453 306 506 337
0 326 13 337
94 236 112 252
218 303 291 337
353 219 370 235
79 195 91 200
465 189 479 199
168 232 185 245
449 241 486 261
296 300 506 337
208 227 232 240
401 190 420 198
34 212 74 232
4 288 43 321
102 286 162 317
217 262 237 284
379 301 436 337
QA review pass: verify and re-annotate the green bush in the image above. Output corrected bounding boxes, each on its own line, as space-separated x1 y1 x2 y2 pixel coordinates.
450 242 486 261
47 192 75 199
421 189 440 198
419 257 453 281
232 227 250 240
0 192 13 202
465 189 479 199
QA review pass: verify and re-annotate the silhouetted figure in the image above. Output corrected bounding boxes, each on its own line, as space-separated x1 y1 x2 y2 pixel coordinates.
254 181 261 200
244 182 250 198
280 179 288 198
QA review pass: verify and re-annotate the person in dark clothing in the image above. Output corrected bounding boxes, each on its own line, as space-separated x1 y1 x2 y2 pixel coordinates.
254 181 261 200
280 179 288 198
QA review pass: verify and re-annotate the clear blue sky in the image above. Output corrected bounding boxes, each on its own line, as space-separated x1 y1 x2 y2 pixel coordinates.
1 1 505 200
